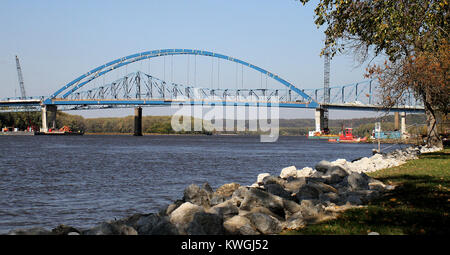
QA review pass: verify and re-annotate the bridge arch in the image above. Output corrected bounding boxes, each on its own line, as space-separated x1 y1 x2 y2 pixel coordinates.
50 49 316 104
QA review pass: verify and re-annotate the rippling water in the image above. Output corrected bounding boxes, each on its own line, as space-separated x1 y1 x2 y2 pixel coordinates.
0 135 406 233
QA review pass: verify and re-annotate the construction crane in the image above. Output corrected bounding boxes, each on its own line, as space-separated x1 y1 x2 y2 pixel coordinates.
14 55 36 131
15 55 27 99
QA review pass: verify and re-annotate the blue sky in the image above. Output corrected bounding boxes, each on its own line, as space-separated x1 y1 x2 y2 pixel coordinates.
0 0 380 119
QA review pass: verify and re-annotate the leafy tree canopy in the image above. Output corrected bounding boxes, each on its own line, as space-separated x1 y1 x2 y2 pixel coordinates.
299 0 449 62
298 0 449 147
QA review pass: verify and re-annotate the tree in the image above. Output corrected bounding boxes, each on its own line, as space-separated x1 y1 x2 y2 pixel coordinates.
299 0 449 147
367 39 449 146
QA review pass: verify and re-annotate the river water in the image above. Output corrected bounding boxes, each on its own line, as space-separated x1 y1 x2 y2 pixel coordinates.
0 135 406 233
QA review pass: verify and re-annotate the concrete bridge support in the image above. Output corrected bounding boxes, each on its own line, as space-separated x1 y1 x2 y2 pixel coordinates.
314 107 328 132
400 112 407 139
134 106 143 136
394 112 407 139
40 105 57 132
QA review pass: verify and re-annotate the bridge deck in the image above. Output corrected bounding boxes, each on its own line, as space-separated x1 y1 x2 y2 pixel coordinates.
0 98 424 113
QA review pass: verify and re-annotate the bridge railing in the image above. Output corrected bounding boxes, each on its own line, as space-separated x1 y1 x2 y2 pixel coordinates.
0 96 44 101
303 80 423 108
61 71 424 111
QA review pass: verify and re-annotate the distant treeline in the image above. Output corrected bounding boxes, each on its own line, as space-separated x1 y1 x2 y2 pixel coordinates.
0 111 430 136
0 112 41 131
278 114 429 137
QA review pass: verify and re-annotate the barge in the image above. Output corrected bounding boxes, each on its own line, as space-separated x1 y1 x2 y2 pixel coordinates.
1 126 83 136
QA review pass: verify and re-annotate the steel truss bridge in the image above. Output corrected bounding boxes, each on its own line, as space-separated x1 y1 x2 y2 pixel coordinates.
1 49 424 113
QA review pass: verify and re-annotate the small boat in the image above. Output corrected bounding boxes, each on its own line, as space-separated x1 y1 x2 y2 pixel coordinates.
328 128 367 143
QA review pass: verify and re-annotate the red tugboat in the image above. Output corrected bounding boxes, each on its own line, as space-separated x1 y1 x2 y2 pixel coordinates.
328 128 367 143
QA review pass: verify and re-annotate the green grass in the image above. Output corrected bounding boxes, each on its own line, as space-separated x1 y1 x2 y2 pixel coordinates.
284 148 450 235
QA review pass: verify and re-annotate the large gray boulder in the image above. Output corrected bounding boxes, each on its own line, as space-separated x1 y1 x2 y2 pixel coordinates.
183 184 212 208
325 165 349 184
282 199 303 218
134 214 178 235
223 215 260 235
262 175 286 186
318 192 342 205
207 200 239 220
283 213 306 231
308 180 338 193
186 212 225 235
295 184 321 201
315 160 333 173
231 186 250 207
239 188 285 218
283 177 306 193
148 218 179 235
242 206 285 222
264 183 293 200
246 212 282 235
324 174 344 185
347 172 369 191
169 202 205 234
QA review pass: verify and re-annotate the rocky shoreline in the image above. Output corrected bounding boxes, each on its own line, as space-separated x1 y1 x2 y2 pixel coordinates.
7 145 442 235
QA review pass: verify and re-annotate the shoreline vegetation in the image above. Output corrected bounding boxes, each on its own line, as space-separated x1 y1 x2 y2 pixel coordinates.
6 145 447 235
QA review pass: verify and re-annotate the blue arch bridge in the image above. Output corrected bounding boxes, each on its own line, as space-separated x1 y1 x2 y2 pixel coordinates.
1 49 424 136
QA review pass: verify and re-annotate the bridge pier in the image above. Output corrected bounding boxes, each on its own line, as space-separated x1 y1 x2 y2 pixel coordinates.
134 106 143 136
314 107 329 133
400 112 407 139
40 105 57 132
394 112 407 139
